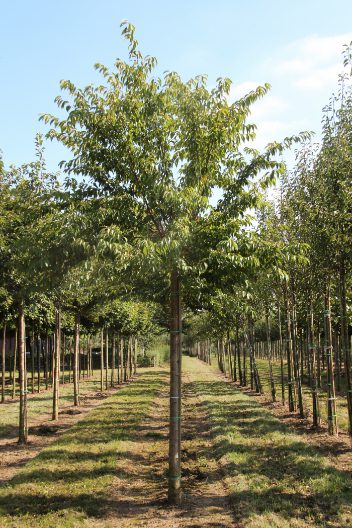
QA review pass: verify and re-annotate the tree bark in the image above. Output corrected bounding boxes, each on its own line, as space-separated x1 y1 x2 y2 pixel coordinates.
291 295 304 418
168 269 182 505
285 287 296 412
12 329 17 399
100 330 104 391
31 330 35 394
52 306 61 420
73 312 80 406
18 300 27 444
278 299 285 405
324 285 338 435
111 332 116 386
339 260 352 436
266 312 276 402
1 324 6 403
308 300 320 427
105 329 109 390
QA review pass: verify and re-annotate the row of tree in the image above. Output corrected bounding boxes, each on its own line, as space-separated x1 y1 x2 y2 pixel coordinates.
187 48 352 438
1 22 350 504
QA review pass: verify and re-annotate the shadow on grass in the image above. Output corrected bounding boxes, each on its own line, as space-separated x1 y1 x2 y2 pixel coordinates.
188 377 352 527
0 370 169 522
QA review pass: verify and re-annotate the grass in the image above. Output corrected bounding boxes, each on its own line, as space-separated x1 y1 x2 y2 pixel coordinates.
254 358 350 432
0 368 167 527
0 371 109 440
1 357 351 527
185 356 352 528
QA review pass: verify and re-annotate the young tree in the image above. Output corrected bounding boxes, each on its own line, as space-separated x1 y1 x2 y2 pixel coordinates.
42 22 307 503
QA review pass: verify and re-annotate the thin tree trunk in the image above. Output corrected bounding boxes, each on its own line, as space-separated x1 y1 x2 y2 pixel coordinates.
292 296 304 418
285 287 296 412
31 330 35 394
278 299 285 405
236 325 242 385
324 284 338 435
308 300 320 427
116 333 120 384
52 307 61 420
111 332 115 386
37 336 41 392
242 339 247 386
45 336 49 390
133 337 137 375
128 336 133 379
100 330 104 391
232 333 237 382
266 313 276 402
1 324 6 403
18 300 27 444
62 334 65 384
105 329 109 390
12 329 17 399
123 337 127 382
73 312 80 406
168 269 182 505
339 260 352 436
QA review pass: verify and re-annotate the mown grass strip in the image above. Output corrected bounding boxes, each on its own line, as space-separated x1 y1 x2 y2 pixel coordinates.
0 372 106 440
255 358 349 432
185 356 352 528
0 368 167 528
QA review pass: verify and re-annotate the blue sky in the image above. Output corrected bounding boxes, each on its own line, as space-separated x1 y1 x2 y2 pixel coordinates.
1 0 352 172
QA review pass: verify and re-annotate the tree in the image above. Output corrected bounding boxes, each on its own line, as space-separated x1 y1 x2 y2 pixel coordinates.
42 21 307 503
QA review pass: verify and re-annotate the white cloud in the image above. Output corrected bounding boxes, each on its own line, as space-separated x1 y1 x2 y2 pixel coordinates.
230 83 287 120
265 33 352 91
226 33 352 162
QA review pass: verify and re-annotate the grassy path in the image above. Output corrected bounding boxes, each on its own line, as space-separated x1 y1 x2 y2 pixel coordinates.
0 358 351 527
0 372 106 440
0 369 167 527
186 357 352 528
255 358 350 432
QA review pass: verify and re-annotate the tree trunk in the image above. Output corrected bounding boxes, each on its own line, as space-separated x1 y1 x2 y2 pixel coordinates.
1 324 6 403
278 299 285 405
31 331 35 394
111 332 115 387
128 336 133 379
100 330 104 391
242 339 247 386
133 337 137 375
339 260 352 436
62 334 65 384
18 300 27 444
291 296 304 418
324 285 338 435
116 333 120 384
285 287 296 412
168 269 182 505
308 300 320 427
73 312 80 406
12 329 17 399
68 338 72 384
123 337 127 382
105 329 109 390
52 307 61 420
266 313 276 402
236 325 242 385
37 336 41 392
45 336 49 390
